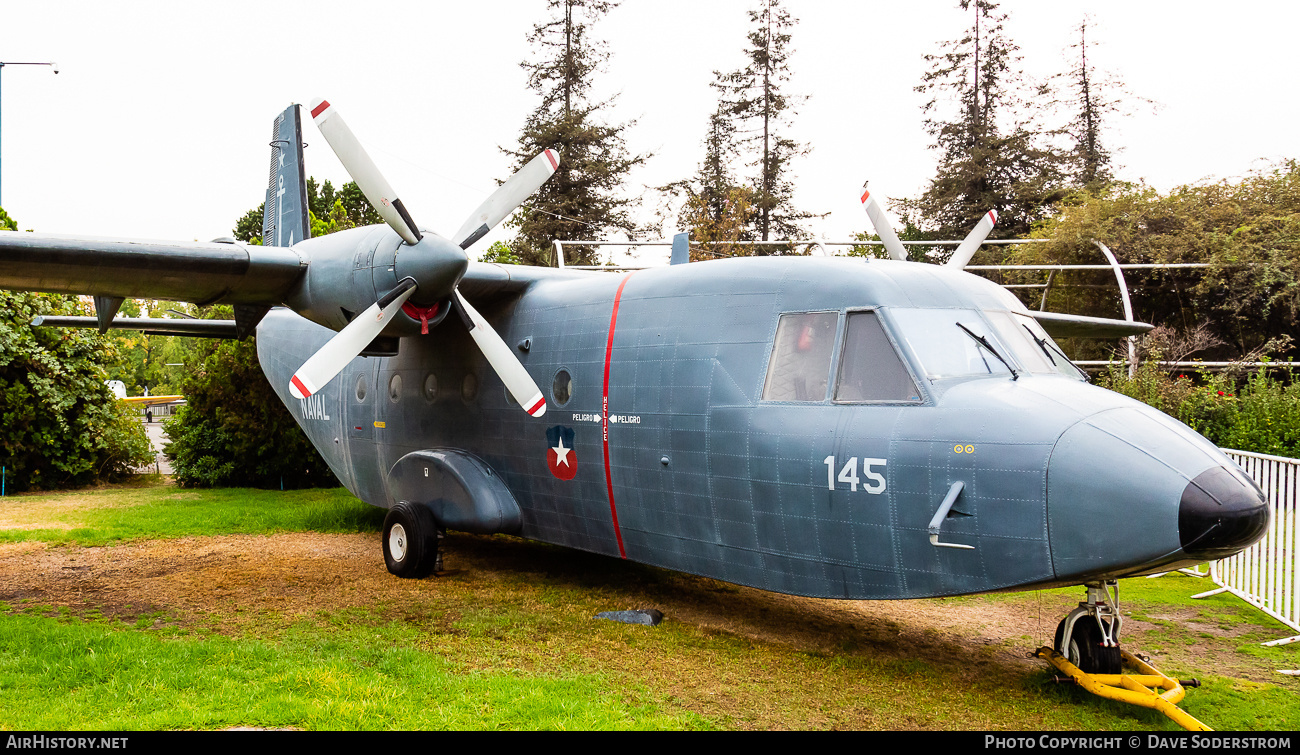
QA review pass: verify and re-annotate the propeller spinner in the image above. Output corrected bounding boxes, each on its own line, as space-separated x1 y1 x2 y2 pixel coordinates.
289 98 558 418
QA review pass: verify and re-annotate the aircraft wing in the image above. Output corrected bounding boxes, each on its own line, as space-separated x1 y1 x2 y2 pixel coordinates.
0 232 306 305
1030 311 1154 339
455 260 590 301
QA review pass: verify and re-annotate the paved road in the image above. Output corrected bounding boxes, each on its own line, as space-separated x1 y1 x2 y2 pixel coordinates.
142 422 174 474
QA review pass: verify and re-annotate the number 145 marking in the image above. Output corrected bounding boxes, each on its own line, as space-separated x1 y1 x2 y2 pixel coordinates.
823 456 887 494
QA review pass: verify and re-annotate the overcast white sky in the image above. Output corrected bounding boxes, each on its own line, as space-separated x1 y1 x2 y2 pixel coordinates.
0 1 1295 263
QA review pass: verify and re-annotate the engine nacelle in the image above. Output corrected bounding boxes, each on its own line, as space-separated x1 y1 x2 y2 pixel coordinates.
283 224 464 338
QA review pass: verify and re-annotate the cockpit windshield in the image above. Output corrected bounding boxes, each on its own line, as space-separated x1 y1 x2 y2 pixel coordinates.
890 308 1013 380
982 310 1088 380
890 308 1086 382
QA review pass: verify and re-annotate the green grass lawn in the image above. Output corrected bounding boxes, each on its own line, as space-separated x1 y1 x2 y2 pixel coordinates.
0 478 1295 731
0 479 382 546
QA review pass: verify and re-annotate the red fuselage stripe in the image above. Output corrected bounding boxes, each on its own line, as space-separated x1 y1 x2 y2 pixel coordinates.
602 273 635 558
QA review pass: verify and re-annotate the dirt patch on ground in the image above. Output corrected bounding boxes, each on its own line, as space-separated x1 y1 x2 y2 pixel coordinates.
0 532 1122 662
0 529 1288 712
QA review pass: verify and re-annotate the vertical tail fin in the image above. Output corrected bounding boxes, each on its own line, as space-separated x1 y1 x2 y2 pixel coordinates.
262 104 310 247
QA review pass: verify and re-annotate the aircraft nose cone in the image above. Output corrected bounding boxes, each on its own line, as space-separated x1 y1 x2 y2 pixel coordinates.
1179 466 1270 559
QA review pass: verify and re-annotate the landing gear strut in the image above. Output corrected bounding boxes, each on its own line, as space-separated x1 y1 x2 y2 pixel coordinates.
1038 580 1212 730
1054 580 1123 674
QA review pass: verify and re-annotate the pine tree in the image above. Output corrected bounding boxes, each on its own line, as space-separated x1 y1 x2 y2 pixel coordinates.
712 0 819 244
659 105 755 259
903 0 1066 243
505 0 647 267
1052 18 1148 192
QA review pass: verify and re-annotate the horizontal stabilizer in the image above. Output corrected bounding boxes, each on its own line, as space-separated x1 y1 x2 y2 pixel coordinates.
1030 311 1154 339
31 316 239 339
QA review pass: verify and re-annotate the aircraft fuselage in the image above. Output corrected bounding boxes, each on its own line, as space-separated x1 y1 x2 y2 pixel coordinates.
257 255 1270 600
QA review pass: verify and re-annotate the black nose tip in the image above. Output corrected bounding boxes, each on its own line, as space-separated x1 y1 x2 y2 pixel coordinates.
1179 466 1270 559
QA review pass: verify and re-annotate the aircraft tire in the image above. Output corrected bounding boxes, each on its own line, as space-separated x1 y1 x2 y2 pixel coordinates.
1055 617 1122 675
382 501 439 578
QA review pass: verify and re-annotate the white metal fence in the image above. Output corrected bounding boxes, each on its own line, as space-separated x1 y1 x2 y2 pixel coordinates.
1197 449 1300 644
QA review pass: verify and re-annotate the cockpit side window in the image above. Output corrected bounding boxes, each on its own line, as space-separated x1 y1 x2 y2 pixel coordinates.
834 311 923 403
762 311 838 401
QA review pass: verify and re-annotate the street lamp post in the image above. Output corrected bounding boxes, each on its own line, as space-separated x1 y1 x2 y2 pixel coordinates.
0 60 58 208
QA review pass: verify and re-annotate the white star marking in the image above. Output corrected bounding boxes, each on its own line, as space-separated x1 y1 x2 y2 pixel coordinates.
552 436 571 467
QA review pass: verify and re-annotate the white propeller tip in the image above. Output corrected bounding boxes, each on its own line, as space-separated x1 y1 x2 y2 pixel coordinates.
309 98 331 121
525 394 546 417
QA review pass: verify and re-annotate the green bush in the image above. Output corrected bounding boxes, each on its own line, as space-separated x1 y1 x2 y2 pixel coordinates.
1100 363 1300 457
163 337 337 489
0 291 154 490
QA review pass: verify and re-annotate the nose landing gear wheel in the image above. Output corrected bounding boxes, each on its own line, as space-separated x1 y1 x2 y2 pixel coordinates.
1055 616 1122 675
382 501 440 578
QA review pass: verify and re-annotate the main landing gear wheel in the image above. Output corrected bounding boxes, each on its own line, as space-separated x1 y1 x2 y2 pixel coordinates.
382 501 441 578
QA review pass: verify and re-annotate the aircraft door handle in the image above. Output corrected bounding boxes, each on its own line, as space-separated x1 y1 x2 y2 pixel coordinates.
928 481 975 550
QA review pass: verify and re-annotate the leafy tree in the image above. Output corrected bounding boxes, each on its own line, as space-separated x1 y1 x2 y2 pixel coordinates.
0 290 153 491
504 0 648 266
1015 161 1300 361
479 240 522 265
711 0 820 242
901 0 1067 244
0 206 16 232
307 178 382 231
233 204 264 244
164 336 336 489
232 179 381 245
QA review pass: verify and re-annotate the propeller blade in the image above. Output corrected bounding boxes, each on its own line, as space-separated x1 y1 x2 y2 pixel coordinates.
859 186 908 261
452 149 561 250
290 279 418 399
309 98 422 245
946 210 999 269
453 290 546 417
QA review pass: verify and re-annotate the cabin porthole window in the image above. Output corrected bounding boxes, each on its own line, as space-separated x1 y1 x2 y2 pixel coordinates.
461 374 478 402
388 373 403 403
552 369 572 407
422 373 438 402
355 374 368 402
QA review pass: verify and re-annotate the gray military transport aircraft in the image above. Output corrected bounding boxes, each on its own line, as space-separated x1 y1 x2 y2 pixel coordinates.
0 102 1270 675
